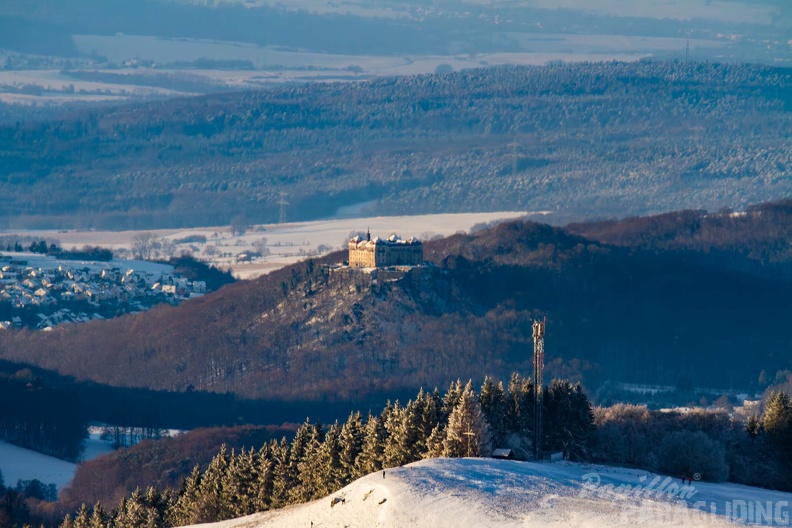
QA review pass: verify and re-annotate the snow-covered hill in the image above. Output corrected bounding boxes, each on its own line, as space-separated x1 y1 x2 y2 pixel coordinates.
0 440 76 490
187 458 792 528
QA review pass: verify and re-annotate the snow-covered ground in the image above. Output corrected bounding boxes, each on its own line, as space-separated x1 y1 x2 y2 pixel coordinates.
9 211 533 279
0 440 76 490
188 458 792 527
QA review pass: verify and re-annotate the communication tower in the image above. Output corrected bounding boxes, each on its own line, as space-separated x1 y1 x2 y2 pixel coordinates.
532 318 545 461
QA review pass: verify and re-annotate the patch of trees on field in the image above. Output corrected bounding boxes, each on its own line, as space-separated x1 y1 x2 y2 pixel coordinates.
0 369 86 462
0 61 790 229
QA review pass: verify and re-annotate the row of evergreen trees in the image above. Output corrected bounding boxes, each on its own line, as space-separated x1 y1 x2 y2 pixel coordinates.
59 374 594 528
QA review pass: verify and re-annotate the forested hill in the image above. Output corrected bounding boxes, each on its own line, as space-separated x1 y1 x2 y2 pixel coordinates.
1 60 791 229
0 204 790 400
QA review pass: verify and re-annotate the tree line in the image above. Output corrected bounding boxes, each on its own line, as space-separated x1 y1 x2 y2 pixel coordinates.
6 377 789 527
56 375 593 528
0 369 86 462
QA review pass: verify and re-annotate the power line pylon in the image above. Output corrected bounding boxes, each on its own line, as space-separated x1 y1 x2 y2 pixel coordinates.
533 317 545 461
278 192 289 224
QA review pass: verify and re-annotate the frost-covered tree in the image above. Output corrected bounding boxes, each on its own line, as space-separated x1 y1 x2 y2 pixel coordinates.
193 445 230 523
423 423 446 459
169 465 202 526
221 447 259 518
254 442 275 511
287 420 322 504
339 412 365 481
354 413 387 477
89 503 107 528
480 376 507 447
269 438 292 509
72 503 90 528
443 380 493 458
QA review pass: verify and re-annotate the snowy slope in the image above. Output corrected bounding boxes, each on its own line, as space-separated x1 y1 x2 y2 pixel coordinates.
187 458 792 528
0 440 76 490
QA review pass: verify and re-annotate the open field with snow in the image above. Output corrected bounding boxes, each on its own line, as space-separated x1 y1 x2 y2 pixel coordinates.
0 440 76 490
8 211 532 279
189 458 792 528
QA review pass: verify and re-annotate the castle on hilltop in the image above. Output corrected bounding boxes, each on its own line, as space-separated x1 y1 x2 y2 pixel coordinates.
348 229 423 268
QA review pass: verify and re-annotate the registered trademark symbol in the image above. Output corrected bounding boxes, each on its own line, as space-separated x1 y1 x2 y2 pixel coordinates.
693 473 701 481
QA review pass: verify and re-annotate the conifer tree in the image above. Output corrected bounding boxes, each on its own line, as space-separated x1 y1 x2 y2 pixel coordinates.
221 447 259 518
169 465 202 527
89 503 107 528
255 442 276 512
443 380 493 458
269 437 292 509
115 488 147 528
480 376 507 447
193 445 230 523
543 380 594 460
383 402 414 468
73 504 90 528
354 413 387 477
441 380 463 421
299 422 343 500
762 391 792 480
338 412 365 482
423 423 446 459
505 372 533 437
60 514 74 528
288 421 322 504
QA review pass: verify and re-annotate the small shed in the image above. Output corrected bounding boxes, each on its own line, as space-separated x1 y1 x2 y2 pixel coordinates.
491 448 514 460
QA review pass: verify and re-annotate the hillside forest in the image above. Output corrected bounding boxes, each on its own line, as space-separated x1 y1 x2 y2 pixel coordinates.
0 60 790 229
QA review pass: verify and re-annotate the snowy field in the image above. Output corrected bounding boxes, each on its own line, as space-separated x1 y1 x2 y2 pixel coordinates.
10 211 532 279
190 0 779 25
188 458 792 528
0 440 76 491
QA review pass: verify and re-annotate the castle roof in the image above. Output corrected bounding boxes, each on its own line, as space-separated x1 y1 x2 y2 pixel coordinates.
350 233 421 249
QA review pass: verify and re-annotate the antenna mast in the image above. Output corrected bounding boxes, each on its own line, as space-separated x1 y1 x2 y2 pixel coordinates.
532 318 545 461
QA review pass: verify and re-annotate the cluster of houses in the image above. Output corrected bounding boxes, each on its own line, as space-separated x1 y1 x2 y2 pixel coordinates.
0 254 207 330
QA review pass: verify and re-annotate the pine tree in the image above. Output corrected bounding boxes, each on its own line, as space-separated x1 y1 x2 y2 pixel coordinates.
299 422 344 500
89 503 107 528
423 423 446 459
441 380 463 422
115 488 147 528
193 445 230 523
269 437 292 508
255 442 276 512
746 413 761 439
60 514 74 528
543 380 594 460
354 413 387 477
73 504 90 528
480 376 507 447
762 391 792 480
443 380 493 458
339 412 365 482
288 420 322 504
383 402 414 468
413 389 440 456
221 447 259 518
505 372 533 438
169 465 202 527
